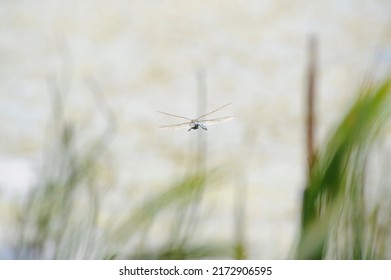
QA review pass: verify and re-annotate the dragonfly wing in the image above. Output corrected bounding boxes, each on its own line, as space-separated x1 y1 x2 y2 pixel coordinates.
202 116 234 126
196 103 232 120
159 122 191 130
157 111 192 121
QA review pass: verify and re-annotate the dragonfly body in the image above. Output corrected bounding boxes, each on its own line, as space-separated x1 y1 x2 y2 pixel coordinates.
189 120 208 131
157 103 233 131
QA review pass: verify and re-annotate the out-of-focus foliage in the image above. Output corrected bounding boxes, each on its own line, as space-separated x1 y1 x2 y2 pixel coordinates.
296 79 391 259
15 77 231 260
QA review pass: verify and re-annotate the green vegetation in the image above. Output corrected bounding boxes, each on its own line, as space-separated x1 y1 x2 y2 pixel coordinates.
11 63 391 259
15 76 229 259
296 80 391 259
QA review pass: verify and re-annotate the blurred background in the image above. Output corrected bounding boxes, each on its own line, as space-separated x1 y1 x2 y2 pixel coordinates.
0 0 390 259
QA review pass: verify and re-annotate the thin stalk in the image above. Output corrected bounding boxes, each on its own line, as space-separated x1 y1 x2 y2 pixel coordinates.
306 35 318 175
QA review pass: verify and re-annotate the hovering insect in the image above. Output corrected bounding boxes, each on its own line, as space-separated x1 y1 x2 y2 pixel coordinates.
157 103 233 131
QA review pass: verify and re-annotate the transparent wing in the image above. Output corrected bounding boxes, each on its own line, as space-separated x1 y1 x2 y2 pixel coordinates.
157 111 192 121
197 103 232 120
159 122 191 130
202 116 234 126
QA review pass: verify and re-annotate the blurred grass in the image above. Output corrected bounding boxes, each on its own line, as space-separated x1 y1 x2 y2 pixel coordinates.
14 67 231 259
296 79 391 259
10 39 391 259
15 102 230 259
15 77 391 260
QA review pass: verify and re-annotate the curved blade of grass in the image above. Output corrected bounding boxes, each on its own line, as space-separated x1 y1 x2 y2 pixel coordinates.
296 79 391 259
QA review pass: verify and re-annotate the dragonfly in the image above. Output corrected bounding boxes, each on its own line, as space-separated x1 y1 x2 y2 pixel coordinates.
157 103 233 131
